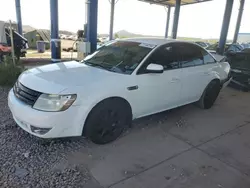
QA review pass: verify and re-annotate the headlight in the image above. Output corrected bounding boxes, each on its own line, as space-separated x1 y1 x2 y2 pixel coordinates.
33 94 77 112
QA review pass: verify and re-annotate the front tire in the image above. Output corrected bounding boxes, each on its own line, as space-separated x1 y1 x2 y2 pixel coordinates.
83 98 132 145
198 80 221 109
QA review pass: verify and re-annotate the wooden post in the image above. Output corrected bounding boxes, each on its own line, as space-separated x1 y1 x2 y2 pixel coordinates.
9 20 16 66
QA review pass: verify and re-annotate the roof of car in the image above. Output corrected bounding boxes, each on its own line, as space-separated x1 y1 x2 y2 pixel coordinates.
120 38 179 46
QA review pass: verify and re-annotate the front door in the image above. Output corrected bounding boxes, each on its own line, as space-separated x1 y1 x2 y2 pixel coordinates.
133 44 182 117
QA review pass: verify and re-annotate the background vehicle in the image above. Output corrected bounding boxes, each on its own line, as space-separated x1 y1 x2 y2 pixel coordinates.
0 22 28 61
206 42 250 91
205 42 211 46
195 41 209 48
226 48 250 91
5 28 28 60
241 43 250 49
0 43 11 63
60 34 67 39
8 38 231 144
207 42 244 54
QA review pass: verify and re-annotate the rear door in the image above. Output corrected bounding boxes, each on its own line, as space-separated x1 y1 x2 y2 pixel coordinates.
178 43 214 104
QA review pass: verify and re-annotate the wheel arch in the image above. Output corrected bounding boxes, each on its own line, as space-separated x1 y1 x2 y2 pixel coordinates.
198 78 221 109
98 96 133 115
211 78 221 84
82 96 133 135
198 78 221 99
205 78 221 91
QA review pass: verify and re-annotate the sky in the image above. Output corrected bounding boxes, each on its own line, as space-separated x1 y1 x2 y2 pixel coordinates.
0 0 249 39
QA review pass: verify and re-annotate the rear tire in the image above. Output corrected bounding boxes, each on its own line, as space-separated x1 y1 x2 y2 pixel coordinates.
198 80 221 109
83 98 132 145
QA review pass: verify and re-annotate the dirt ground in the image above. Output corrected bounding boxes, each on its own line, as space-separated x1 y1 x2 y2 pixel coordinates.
21 50 78 67
22 39 78 64
61 39 76 49
25 51 77 59
20 39 87 65
2 86 250 187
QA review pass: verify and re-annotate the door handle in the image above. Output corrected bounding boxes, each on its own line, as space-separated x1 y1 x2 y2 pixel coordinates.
170 77 180 83
127 85 138 91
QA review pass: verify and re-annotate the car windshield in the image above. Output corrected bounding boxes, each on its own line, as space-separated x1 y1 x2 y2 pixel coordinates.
236 44 244 51
82 41 154 74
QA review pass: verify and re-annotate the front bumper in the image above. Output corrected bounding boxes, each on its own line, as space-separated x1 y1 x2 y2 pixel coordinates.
8 89 84 138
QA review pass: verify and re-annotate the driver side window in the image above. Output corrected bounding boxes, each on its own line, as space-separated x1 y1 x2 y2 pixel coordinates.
145 44 180 71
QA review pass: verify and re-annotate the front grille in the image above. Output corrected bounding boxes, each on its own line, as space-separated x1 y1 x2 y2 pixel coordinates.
13 81 41 106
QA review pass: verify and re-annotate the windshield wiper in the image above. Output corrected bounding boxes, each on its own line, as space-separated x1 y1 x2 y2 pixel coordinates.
84 61 109 70
84 60 118 73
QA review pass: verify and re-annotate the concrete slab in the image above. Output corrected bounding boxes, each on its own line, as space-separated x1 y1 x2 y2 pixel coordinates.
159 88 250 146
111 149 250 188
66 126 191 187
62 87 250 188
199 124 250 176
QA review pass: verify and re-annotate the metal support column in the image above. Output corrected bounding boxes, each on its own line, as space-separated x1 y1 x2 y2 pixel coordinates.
218 0 234 55
165 6 171 38
50 0 61 62
87 0 98 53
15 0 23 35
171 0 181 39
109 0 115 40
233 0 245 43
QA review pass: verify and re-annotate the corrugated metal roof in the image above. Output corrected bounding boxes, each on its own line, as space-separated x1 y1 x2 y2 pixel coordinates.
37 29 50 42
138 0 213 7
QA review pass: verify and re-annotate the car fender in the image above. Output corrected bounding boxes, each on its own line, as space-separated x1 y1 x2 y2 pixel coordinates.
209 62 230 85
66 85 133 133
79 93 131 133
198 66 223 99
85 90 132 115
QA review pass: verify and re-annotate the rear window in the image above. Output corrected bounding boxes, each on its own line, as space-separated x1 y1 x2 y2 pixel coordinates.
178 43 204 67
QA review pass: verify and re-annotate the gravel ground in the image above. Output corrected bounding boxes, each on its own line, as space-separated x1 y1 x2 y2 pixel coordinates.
0 87 94 188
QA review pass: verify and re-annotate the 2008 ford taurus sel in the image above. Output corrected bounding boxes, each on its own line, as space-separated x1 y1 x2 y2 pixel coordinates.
8 38 231 144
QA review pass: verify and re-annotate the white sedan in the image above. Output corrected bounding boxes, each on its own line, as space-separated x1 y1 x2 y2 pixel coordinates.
8 38 231 144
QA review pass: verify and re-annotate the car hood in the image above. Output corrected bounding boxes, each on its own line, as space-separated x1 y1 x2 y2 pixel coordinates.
18 61 125 94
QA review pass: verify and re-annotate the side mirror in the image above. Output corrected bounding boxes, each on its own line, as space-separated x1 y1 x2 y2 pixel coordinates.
146 63 164 74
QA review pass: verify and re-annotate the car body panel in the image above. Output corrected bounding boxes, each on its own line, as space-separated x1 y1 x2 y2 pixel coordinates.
133 69 182 118
181 64 212 104
8 38 231 139
19 61 129 94
8 89 84 138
